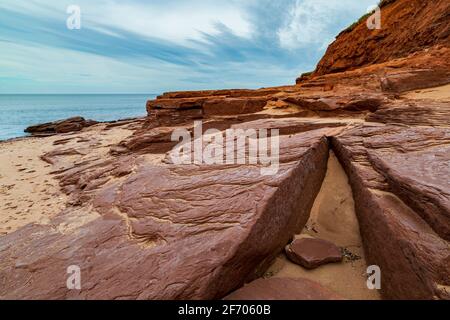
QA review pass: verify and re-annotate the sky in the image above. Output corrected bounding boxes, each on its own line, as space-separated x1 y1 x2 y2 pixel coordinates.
0 0 377 94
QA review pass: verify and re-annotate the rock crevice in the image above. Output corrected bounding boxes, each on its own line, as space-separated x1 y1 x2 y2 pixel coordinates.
330 127 450 300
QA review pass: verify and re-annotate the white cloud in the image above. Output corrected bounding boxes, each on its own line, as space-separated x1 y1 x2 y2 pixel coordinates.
278 0 375 49
0 41 194 93
0 41 298 94
94 1 252 45
1 0 252 45
0 0 379 93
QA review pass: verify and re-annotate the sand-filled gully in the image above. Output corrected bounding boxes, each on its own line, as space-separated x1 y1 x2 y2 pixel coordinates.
265 151 381 300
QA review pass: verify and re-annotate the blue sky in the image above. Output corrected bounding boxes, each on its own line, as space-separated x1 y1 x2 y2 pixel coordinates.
0 0 376 94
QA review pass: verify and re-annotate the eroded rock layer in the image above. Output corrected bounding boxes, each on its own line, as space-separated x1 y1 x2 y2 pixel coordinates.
312 0 450 76
147 46 450 129
331 126 450 300
0 125 331 299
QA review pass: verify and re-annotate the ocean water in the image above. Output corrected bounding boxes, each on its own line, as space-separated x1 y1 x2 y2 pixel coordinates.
0 94 156 141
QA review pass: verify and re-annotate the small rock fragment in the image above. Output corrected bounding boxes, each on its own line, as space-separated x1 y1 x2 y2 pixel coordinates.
285 237 343 269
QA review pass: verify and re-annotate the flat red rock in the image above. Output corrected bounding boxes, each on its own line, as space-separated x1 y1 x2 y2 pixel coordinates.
285 238 343 269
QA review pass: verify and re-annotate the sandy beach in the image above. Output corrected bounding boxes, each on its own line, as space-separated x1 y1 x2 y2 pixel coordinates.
0 124 134 235
404 84 450 101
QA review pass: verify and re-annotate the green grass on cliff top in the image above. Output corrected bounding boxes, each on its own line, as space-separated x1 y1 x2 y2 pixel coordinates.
341 0 397 34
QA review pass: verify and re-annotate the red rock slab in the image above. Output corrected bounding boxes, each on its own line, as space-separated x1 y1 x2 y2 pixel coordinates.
331 125 450 300
282 96 341 111
112 126 179 155
280 90 386 112
368 146 450 241
202 97 269 116
114 116 344 157
158 88 282 99
147 95 270 117
366 99 450 127
147 97 208 110
230 118 347 136
380 69 450 93
146 108 204 129
0 129 330 300
224 278 343 300
358 126 450 240
285 238 343 269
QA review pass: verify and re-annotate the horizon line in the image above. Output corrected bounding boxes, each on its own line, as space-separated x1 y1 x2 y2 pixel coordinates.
0 93 160 95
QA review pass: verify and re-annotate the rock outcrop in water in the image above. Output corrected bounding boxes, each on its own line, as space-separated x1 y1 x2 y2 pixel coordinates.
0 0 449 300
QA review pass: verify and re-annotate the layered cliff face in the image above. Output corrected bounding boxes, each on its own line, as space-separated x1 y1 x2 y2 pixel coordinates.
0 1 449 300
310 0 450 77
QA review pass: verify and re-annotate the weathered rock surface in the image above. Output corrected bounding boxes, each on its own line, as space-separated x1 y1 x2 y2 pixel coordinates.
0 126 331 299
331 125 450 300
25 117 98 135
366 99 450 127
285 238 343 269
225 278 343 300
146 88 280 118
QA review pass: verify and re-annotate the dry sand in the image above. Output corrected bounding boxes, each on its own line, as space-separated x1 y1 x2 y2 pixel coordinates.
0 136 66 235
265 151 382 300
0 124 133 235
404 84 450 101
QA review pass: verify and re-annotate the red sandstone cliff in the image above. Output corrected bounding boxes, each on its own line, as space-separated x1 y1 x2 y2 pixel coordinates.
307 0 450 78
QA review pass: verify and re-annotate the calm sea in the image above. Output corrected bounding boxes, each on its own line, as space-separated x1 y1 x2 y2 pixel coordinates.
0 94 156 141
